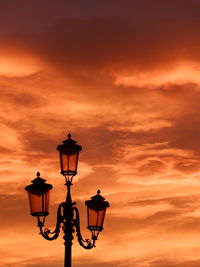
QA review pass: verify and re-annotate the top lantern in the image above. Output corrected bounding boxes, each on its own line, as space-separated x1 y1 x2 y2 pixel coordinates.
57 134 82 178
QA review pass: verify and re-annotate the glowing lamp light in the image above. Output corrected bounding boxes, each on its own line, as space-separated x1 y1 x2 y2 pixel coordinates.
85 190 109 238
57 134 82 179
25 172 53 217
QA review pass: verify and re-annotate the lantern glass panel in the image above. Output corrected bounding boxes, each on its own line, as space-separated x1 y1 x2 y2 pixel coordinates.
97 209 105 227
87 207 106 229
61 151 79 175
28 191 50 216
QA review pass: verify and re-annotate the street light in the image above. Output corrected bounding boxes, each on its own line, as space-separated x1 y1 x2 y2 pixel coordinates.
57 133 82 179
25 134 109 267
25 172 53 217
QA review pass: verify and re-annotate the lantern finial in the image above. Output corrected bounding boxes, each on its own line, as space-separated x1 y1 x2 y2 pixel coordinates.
37 172 40 177
68 133 72 139
97 189 100 195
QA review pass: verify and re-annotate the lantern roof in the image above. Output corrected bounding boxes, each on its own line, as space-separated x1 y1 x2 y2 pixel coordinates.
85 190 110 211
25 172 53 195
57 133 82 153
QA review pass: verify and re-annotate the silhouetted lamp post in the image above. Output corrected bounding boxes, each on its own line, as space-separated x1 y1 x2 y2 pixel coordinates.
25 134 109 267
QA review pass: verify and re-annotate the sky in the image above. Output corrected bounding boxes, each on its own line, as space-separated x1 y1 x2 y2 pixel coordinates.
1 0 200 266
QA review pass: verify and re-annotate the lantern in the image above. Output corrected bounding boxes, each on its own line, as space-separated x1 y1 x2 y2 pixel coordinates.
25 172 53 217
57 133 82 178
85 190 109 237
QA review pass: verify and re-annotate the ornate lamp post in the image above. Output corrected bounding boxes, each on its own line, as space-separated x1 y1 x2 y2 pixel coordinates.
25 134 109 267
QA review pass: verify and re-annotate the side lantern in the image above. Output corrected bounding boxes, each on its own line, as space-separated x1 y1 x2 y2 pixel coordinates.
85 190 109 238
25 172 53 217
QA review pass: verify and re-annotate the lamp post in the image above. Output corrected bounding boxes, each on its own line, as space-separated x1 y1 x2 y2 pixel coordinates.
25 134 109 267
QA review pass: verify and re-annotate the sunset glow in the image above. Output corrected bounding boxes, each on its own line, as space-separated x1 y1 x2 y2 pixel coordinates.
0 53 41 76
115 61 200 87
1 1 200 267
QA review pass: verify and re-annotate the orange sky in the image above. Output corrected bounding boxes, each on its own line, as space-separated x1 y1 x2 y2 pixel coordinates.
1 1 200 266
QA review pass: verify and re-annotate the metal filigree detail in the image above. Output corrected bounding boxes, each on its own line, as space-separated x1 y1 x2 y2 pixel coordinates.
73 207 96 249
35 183 96 250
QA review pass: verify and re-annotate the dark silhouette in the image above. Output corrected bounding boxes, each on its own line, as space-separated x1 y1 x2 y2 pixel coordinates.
25 134 109 267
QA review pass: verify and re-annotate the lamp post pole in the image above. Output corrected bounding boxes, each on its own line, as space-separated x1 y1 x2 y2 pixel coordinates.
64 181 73 267
25 134 109 267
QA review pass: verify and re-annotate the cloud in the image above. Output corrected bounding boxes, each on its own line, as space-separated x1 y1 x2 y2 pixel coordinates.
0 1 200 266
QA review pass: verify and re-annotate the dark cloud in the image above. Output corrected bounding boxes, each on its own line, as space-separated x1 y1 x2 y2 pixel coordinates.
0 89 45 109
150 258 200 267
3 256 124 267
1 1 200 75
33 16 199 73
130 195 199 209
163 114 200 155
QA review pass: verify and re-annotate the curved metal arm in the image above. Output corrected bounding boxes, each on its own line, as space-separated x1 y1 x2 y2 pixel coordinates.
37 202 64 241
72 207 96 249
